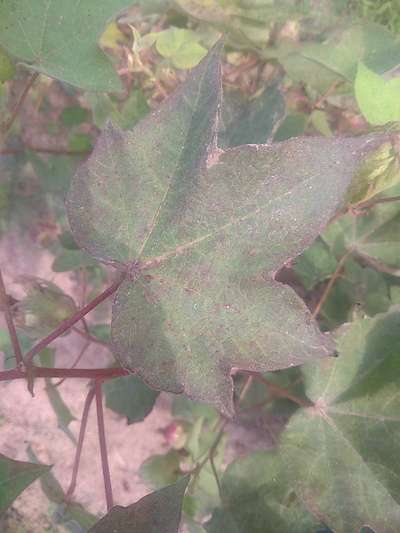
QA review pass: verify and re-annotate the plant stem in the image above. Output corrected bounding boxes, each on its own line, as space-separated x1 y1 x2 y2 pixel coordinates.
24 277 123 366
72 326 110 348
66 385 96 500
0 367 129 382
95 379 114 512
311 251 351 319
1 72 39 137
248 372 313 408
54 339 91 387
0 268 24 367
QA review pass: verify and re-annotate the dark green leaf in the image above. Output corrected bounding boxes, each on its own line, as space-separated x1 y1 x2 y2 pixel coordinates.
61 106 90 127
52 249 98 272
0 0 134 91
103 375 159 424
294 237 338 291
89 476 189 532
0 453 51 513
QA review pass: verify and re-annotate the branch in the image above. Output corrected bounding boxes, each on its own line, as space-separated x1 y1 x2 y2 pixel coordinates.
0 366 130 382
0 268 24 367
95 379 114 512
1 72 39 137
24 276 124 366
66 384 96 500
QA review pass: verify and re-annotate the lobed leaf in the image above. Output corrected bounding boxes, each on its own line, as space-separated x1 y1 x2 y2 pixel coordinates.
0 0 133 91
67 46 385 415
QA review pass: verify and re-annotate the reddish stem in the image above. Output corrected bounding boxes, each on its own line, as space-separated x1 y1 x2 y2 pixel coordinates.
24 277 123 366
0 268 24 367
0 367 129 382
66 385 96 500
95 379 114 511
54 339 91 387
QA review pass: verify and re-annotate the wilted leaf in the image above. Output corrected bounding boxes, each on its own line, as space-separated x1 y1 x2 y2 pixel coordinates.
103 375 159 424
44 378 77 442
205 452 323 533
0 453 51 513
0 0 133 91
89 476 189 532
67 45 384 415
281 309 400 532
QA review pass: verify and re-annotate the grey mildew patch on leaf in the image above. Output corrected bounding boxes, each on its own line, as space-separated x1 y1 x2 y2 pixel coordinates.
67 44 386 415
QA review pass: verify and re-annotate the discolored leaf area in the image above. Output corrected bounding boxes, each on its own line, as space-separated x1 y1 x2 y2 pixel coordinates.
67 45 385 415
0 0 133 91
0 453 51 513
89 476 189 533
205 452 323 533
281 309 400 532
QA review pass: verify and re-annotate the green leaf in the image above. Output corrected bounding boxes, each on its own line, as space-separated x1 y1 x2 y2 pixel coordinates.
0 453 51 513
52 249 98 272
0 0 133 91
15 278 77 339
67 46 384 415
87 89 149 130
69 133 92 152
219 84 285 148
281 309 400 532
44 378 77 442
0 47 15 82
294 237 338 290
103 375 159 424
355 63 400 125
61 106 90 127
155 28 207 69
140 451 182 489
205 451 323 532
89 476 189 532
300 22 400 82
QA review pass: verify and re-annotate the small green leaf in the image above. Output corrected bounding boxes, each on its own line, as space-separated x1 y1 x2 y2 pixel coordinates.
15 278 77 339
0 453 51 513
155 28 207 69
87 90 149 130
103 375 159 424
89 476 189 532
294 237 338 290
140 451 182 489
69 133 92 153
0 0 134 91
355 63 400 125
52 249 98 272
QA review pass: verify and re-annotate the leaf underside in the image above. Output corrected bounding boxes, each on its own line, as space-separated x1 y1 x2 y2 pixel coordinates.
67 44 386 415
0 0 132 91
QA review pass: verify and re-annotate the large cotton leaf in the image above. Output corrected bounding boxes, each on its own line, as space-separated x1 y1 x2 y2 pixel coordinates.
0 0 133 91
281 309 400 532
67 46 385 415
